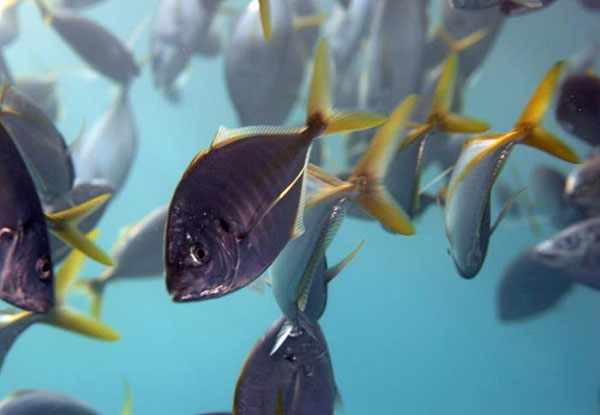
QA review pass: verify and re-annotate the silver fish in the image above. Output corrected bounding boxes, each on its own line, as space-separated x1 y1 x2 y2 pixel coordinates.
14 76 59 122
225 0 304 125
83 205 167 318
34 1 139 86
566 155 600 212
535 216 600 290
0 390 100 415
0 0 19 47
151 0 222 98
234 318 338 415
74 89 137 194
0 85 73 202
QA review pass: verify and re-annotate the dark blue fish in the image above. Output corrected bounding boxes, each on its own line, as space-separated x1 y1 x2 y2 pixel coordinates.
556 72 600 147
234 318 338 415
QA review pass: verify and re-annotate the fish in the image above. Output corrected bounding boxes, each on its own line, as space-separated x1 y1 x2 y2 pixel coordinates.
0 0 20 48
578 0 600 10
290 0 321 59
166 39 392 302
0 390 101 415
233 317 338 415
0 116 54 313
0 84 73 202
57 0 107 9
81 205 167 318
45 179 115 264
496 248 574 321
555 72 600 147
530 165 586 230
565 155 600 212
224 0 304 125
14 75 59 122
534 216 600 290
151 0 222 99
270 96 416 351
74 89 137 194
0 239 120 374
445 62 579 278
33 0 139 86
425 3 505 82
449 0 556 16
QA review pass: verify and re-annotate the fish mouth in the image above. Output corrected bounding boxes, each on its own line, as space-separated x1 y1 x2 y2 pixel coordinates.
169 283 232 303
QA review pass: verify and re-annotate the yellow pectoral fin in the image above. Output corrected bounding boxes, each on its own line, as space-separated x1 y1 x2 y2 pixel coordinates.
357 185 415 235
353 95 418 180
453 29 488 53
45 193 111 226
54 230 98 302
258 0 271 41
517 61 565 126
323 110 388 136
293 13 326 30
441 113 490 134
45 306 120 341
49 226 113 266
524 127 580 163
431 53 458 113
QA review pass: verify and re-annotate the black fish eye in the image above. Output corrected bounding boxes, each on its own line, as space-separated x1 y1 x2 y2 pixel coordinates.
36 256 52 280
190 243 209 265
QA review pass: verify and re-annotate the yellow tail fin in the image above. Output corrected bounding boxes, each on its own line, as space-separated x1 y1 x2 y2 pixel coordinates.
306 39 387 136
258 0 271 41
44 305 120 341
45 194 114 266
54 231 98 303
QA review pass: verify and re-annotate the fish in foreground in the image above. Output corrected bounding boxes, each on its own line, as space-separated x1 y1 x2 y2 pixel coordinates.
444 61 579 278
0 83 73 202
81 205 167 318
74 89 137 194
0 383 131 415
0 239 120 374
234 317 338 415
0 117 53 312
565 155 600 213
270 96 416 352
33 0 139 86
166 39 389 302
535 216 600 290
555 72 600 147
496 248 574 322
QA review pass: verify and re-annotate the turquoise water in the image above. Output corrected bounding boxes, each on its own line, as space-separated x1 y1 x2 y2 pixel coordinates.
1 1 600 414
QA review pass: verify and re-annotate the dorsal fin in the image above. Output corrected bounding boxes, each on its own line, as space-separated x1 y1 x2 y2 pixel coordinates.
210 125 304 149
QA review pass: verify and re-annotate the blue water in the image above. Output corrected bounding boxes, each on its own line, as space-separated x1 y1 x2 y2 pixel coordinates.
1 1 600 414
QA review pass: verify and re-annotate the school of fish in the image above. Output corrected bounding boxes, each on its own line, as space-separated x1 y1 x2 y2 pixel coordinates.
0 0 598 414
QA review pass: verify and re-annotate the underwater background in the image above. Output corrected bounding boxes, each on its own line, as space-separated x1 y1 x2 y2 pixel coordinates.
1 1 600 414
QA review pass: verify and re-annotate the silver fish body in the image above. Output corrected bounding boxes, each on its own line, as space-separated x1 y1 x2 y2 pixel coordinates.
566 155 600 212
496 248 574 321
74 90 137 194
444 138 514 278
0 86 73 202
0 122 54 313
535 216 600 290
0 389 101 415
234 318 337 415
225 0 304 125
43 6 139 86
105 205 167 282
166 128 313 302
14 76 59 122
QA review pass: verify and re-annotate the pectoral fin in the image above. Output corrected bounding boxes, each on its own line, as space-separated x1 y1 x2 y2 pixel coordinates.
44 306 120 341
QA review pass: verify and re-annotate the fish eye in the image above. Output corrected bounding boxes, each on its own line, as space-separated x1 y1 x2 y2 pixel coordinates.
0 228 14 242
36 256 52 280
557 235 580 250
190 243 210 265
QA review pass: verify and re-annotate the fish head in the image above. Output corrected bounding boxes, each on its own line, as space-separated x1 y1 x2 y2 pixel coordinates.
534 224 594 270
166 209 240 302
565 158 600 208
0 223 53 313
